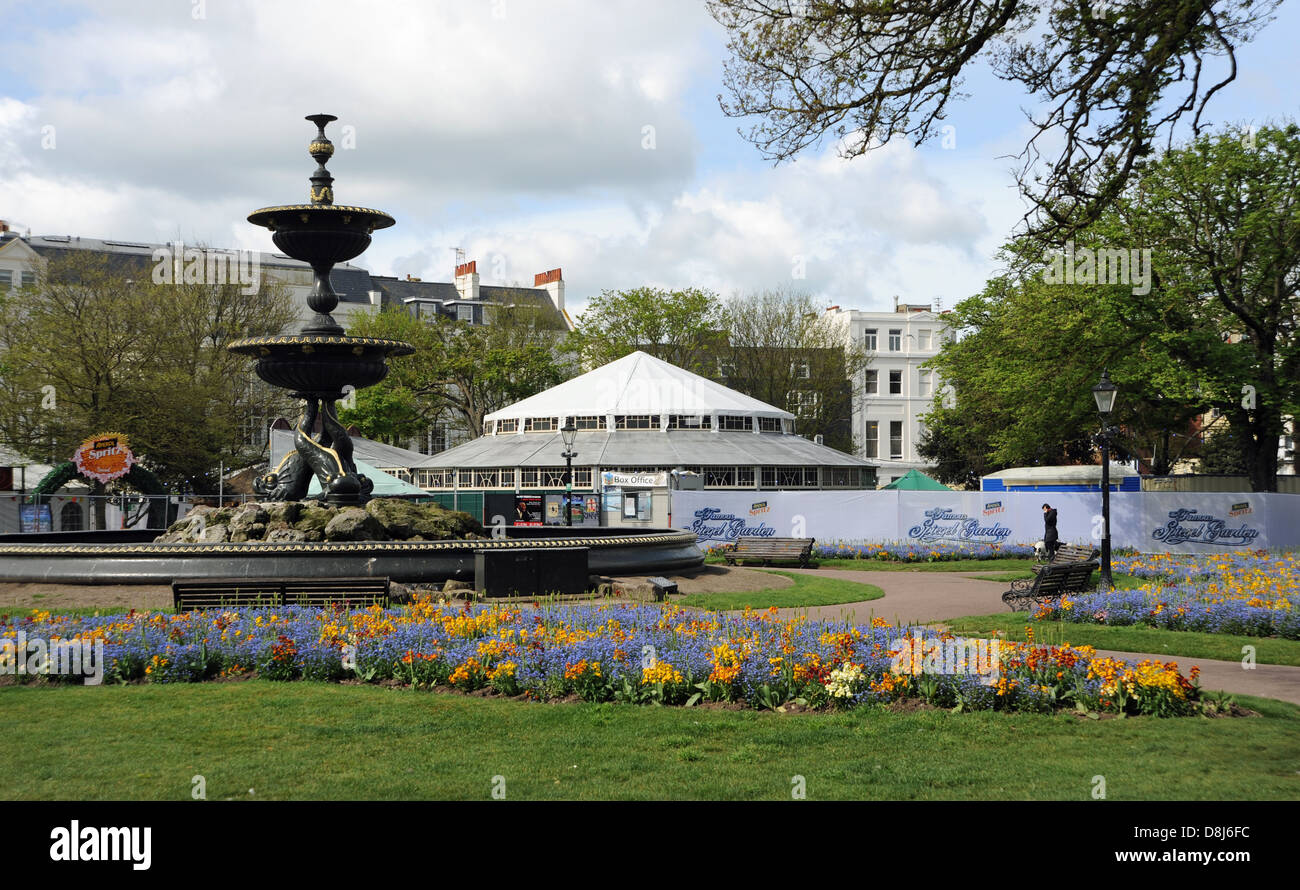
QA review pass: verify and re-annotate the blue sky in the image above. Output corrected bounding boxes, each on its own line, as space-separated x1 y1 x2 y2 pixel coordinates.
0 0 1295 315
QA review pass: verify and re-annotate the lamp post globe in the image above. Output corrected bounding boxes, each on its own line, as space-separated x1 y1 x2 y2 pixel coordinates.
560 421 577 527
1092 370 1118 415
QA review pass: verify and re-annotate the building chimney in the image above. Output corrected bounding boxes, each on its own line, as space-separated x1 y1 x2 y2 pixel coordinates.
405 274 422 282
455 260 480 301
893 294 900 312
535 268 564 313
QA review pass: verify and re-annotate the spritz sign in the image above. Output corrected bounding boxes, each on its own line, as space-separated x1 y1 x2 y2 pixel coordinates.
73 432 136 483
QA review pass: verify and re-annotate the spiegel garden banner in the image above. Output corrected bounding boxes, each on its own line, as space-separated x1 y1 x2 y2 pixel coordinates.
670 490 1289 554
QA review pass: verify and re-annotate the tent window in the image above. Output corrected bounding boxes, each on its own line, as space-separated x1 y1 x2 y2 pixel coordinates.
614 415 658 430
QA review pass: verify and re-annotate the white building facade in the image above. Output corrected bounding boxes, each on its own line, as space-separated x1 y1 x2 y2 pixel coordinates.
829 301 952 487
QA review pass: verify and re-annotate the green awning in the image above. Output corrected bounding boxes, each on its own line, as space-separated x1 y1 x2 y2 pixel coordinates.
881 469 951 490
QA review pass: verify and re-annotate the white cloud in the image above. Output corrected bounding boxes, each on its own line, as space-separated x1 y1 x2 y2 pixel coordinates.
360 139 1023 316
0 0 1027 317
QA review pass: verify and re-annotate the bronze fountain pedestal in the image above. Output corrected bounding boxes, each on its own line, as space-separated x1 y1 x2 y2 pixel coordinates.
228 114 413 505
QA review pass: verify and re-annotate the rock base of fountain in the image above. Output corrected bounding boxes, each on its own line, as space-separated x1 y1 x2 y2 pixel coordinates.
154 498 483 544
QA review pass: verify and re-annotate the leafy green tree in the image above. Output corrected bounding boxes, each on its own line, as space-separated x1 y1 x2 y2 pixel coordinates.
344 304 571 440
567 286 727 373
721 288 867 452
708 0 1279 236
922 124 1300 491
0 249 297 494
1197 426 1251 475
917 400 1000 490
1099 123 1300 491
919 272 1119 484
338 386 425 446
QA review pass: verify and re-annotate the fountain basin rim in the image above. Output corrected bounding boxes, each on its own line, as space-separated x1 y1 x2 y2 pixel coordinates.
0 530 707 584
227 335 415 356
0 531 700 556
248 204 396 228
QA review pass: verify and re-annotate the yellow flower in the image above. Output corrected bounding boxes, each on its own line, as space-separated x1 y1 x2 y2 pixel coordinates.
641 662 683 685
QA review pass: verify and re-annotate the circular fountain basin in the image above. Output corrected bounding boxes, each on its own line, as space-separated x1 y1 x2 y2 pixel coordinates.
248 203 396 266
0 527 705 585
227 334 415 395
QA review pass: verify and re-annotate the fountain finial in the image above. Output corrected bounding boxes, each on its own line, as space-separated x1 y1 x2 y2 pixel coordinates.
306 114 337 205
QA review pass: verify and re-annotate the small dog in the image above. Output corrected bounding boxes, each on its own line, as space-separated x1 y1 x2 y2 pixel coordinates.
1033 540 1048 559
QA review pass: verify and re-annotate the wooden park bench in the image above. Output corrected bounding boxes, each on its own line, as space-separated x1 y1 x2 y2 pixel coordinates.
723 537 816 568
1032 543 1099 574
1002 561 1097 612
172 577 390 611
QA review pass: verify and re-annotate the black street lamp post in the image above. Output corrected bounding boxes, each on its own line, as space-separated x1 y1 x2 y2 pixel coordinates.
1092 370 1119 590
560 421 578 527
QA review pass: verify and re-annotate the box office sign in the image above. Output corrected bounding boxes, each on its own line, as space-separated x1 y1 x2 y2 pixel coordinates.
602 471 666 488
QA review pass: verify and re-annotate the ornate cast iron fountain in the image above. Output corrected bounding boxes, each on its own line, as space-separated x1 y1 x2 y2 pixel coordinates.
228 114 413 504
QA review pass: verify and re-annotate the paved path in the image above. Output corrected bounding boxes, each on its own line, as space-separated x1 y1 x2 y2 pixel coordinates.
761 567 1300 706
768 567 1012 626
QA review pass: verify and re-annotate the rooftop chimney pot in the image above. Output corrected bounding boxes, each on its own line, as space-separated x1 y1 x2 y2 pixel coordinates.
534 268 564 314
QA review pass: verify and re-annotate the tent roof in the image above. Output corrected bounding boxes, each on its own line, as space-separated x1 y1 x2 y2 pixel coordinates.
0 446 88 491
270 429 430 470
306 460 426 497
484 350 796 423
881 468 950 490
414 429 874 469
983 463 1138 482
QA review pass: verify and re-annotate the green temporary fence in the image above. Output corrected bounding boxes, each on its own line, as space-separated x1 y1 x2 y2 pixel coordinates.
418 490 599 525
422 491 485 522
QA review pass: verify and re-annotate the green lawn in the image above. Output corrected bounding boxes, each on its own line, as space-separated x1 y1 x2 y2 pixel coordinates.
2 605 165 619
708 556 1038 573
1 682 1296 800
943 613 1300 667
678 570 883 611
966 572 1146 591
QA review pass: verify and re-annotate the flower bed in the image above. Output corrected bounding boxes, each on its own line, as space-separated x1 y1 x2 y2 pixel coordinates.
701 540 1034 561
1035 551 1300 639
812 541 1036 562
1 600 1209 716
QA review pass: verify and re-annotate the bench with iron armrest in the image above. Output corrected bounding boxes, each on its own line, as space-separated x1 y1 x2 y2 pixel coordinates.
723 537 816 568
172 577 390 611
1033 543 1099 574
1002 561 1097 612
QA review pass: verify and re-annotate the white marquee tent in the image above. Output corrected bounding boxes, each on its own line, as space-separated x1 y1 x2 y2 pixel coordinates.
412 351 874 492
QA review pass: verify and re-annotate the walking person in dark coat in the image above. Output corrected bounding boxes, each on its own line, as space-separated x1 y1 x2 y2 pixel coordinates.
1041 503 1059 559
